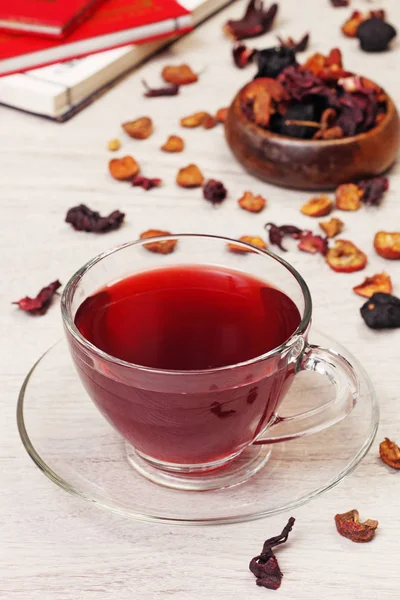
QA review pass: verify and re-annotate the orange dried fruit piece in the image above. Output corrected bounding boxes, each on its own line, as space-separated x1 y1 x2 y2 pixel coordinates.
109 155 140 181
379 438 400 469
300 195 333 217
162 64 198 86
374 231 400 260
341 11 364 38
319 217 344 238
176 164 204 188
240 78 288 127
215 107 228 123
326 239 367 273
202 114 217 129
140 229 177 254
353 272 392 298
335 510 378 543
122 117 153 140
238 191 267 213
180 112 208 128
335 183 363 211
161 135 184 153
228 236 267 254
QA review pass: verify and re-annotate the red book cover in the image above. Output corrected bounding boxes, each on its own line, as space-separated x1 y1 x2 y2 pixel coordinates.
0 0 104 38
0 0 191 76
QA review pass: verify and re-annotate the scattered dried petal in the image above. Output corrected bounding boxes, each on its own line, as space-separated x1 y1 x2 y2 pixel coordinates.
180 111 208 128
326 239 367 272
233 43 256 68
224 0 278 41
336 183 363 211
140 229 177 254
380 438 400 469
228 236 267 253
131 176 162 191
353 272 392 298
122 117 153 140
162 64 198 85
203 179 227 204
277 33 310 53
66 204 125 233
301 195 333 217
331 0 349 7
202 114 218 129
298 232 328 255
13 280 61 316
161 135 184 153
238 191 267 213
264 222 304 251
142 80 179 97
319 217 344 238
215 107 228 123
176 164 204 188
109 155 140 180
335 510 378 543
357 18 397 53
358 177 389 205
374 231 400 260
361 292 400 329
107 138 121 151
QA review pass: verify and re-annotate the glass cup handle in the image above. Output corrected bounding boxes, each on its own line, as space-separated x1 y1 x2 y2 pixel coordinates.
254 343 359 445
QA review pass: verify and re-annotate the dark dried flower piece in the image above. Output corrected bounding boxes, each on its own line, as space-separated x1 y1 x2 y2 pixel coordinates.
233 43 256 68
255 46 297 79
142 80 179 97
380 438 400 469
277 33 309 53
298 232 328 255
374 231 400 260
264 222 304 251
13 280 61 315
360 292 400 329
358 177 389 206
224 0 278 41
66 204 125 233
335 510 378 543
203 179 227 205
353 272 392 298
161 64 198 85
357 18 397 53
131 176 161 191
228 236 267 253
140 230 177 254
331 0 349 6
249 517 295 590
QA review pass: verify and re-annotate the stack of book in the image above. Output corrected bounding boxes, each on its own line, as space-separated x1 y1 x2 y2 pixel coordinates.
0 0 234 120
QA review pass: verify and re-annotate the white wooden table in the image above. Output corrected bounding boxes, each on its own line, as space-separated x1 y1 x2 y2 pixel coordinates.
1 1 400 598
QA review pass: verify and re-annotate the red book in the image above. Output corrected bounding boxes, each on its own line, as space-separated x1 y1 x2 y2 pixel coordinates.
0 0 104 39
0 0 192 77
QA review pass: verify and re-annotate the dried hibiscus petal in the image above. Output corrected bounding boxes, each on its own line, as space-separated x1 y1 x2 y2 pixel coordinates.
109 155 140 181
361 292 400 329
131 176 161 191
330 0 349 6
223 0 278 41
176 164 204 188
66 204 125 233
122 117 153 140
13 280 61 316
335 510 378 543
264 222 304 251
233 43 256 68
301 195 333 217
298 232 328 255
326 239 367 272
228 236 267 253
215 107 228 123
380 438 400 469
140 230 177 254
161 64 198 85
238 191 266 213
374 231 400 260
249 517 295 590
180 112 208 128
357 18 397 53
319 217 344 238
353 272 392 298
335 183 363 211
142 80 179 97
203 179 227 205
277 33 310 53
358 177 389 206
161 135 184 153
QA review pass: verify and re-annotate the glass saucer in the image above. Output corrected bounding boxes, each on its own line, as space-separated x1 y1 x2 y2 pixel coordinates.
17 330 379 526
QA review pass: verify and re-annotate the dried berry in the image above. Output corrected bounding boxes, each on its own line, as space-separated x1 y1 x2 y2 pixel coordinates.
241 78 288 127
202 114 217 129
319 217 344 238
335 510 378 543
233 43 256 68
131 176 161 191
161 135 184 153
380 438 400 469
298 232 328 255
215 107 228 123
142 80 179 97
140 230 177 254
358 177 389 205
161 64 198 85
203 179 227 205
107 138 121 151
109 155 140 180
122 117 153 140
277 33 310 53
180 112 208 128
301 195 333 217
357 18 397 53
360 292 400 329
176 164 204 188
224 0 278 41
331 0 349 6
13 280 61 316
264 222 304 251
353 272 392 298
238 191 266 213
335 183 363 211
228 236 267 253
249 517 295 590
326 239 367 272
66 204 125 233
255 46 297 79
374 231 400 260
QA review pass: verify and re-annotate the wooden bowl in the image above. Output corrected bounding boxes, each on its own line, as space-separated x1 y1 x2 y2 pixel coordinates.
225 86 400 190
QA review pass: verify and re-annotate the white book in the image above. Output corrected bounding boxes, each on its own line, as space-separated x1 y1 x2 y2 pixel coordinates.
0 0 235 121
